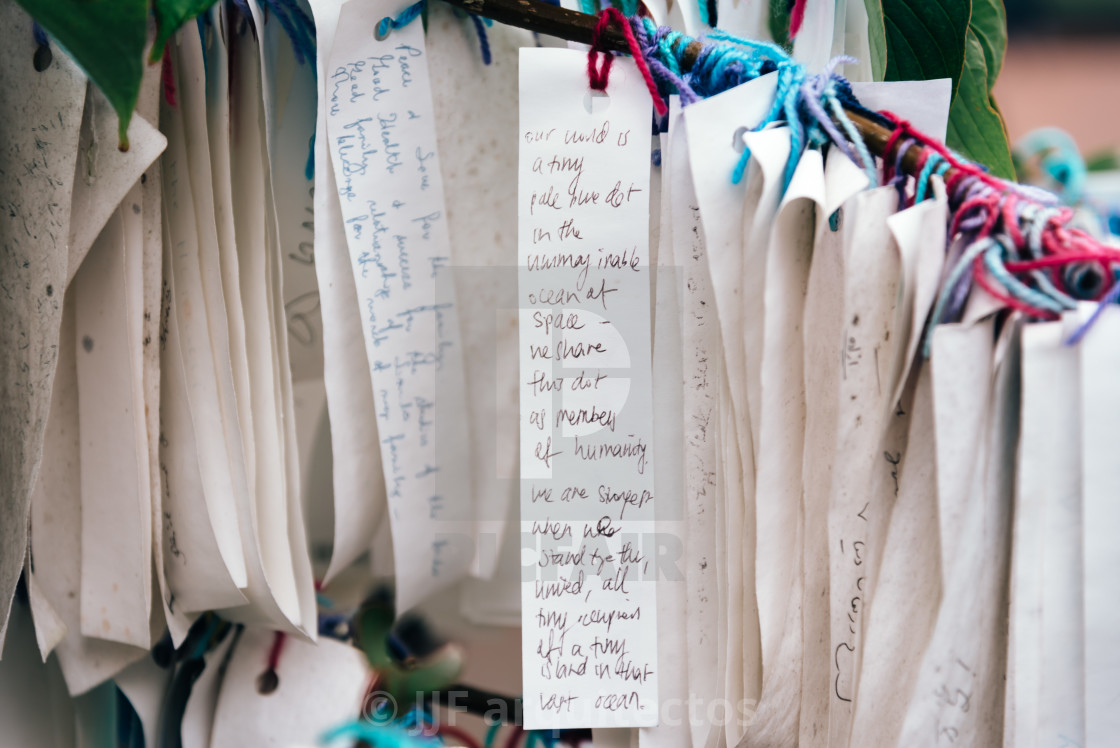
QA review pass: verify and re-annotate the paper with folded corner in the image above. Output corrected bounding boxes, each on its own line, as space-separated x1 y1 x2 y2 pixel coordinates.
683 79 780 744
796 148 869 745
822 183 899 748
684 74 777 471
67 87 167 288
325 0 475 614
27 547 67 660
517 48 658 729
897 317 1015 747
0 2 87 652
884 183 949 414
722 126 790 748
209 628 370 748
1077 302 1120 745
73 209 152 648
739 144 825 748
667 99 722 748
306 0 390 586
30 298 156 695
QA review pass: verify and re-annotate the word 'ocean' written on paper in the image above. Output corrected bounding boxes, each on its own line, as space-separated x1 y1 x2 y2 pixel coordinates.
325 1 473 613
518 48 659 730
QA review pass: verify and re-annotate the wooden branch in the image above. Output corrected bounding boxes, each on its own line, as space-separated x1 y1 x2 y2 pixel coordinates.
439 0 946 181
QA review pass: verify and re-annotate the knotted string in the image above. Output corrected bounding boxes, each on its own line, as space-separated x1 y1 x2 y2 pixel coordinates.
586 9 668 116
587 11 616 91
377 0 425 36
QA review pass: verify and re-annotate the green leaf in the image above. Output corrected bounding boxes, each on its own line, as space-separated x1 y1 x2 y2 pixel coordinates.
970 0 1007 90
768 0 791 50
946 29 1014 179
863 0 888 81
1086 149 1120 173
882 0 970 99
15 0 148 148
151 0 219 63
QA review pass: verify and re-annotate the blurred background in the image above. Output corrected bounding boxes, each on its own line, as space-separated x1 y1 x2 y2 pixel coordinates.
998 0 1120 156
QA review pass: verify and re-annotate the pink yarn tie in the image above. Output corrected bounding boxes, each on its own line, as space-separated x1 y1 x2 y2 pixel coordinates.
586 8 669 116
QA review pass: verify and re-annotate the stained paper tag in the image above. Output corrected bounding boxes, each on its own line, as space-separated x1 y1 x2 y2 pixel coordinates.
518 48 658 729
0 1 87 649
325 0 474 613
668 99 724 748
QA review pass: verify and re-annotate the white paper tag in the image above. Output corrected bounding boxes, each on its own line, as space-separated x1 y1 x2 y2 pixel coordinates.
518 48 658 729
1076 302 1120 745
73 208 153 648
639 103 690 748
898 318 1017 747
823 183 899 748
210 629 370 747
325 0 476 613
0 1 87 649
30 298 155 695
667 98 724 748
305 0 388 585
215 16 316 634
1015 317 1085 745
848 363 938 746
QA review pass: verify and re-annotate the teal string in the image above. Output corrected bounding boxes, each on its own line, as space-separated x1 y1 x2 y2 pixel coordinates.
983 237 1071 315
915 152 944 203
377 0 425 36
697 0 710 26
828 93 876 184
614 0 639 16
1021 205 1079 309
320 721 439 748
483 722 502 748
580 0 600 15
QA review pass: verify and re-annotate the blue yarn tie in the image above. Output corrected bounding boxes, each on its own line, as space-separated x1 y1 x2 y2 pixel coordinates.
378 0 426 37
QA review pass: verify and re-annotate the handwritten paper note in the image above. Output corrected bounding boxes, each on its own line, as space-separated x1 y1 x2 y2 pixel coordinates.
306 0 388 585
325 0 474 613
0 2 87 648
518 48 658 729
